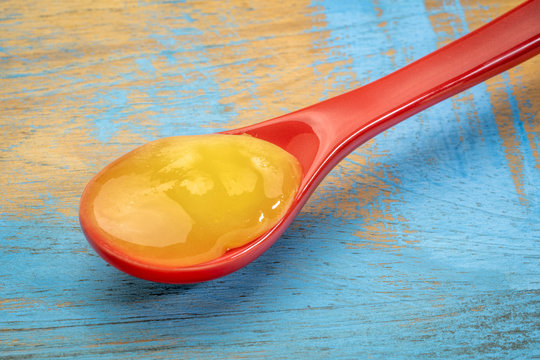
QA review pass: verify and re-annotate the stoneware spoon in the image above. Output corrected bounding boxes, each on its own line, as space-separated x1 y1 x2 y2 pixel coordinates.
80 0 540 283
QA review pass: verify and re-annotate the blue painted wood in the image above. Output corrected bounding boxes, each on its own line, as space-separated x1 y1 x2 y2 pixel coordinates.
1 0 538 358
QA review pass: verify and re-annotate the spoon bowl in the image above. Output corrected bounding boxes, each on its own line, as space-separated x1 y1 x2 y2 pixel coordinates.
80 0 540 283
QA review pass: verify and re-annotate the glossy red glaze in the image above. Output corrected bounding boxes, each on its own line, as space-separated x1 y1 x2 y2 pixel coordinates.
80 0 540 283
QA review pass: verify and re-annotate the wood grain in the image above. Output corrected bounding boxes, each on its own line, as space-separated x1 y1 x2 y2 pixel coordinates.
1 0 539 358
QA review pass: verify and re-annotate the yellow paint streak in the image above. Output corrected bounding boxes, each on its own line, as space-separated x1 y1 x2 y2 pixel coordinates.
180 1 347 128
308 143 410 248
424 0 465 48
484 77 529 203
85 338 166 348
0 0 210 219
56 301 82 308
508 60 540 172
0 297 44 311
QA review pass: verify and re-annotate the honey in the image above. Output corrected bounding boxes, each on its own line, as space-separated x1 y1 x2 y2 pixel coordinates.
85 134 302 267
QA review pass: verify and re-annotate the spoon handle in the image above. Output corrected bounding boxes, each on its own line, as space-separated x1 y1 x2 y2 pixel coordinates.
302 0 540 160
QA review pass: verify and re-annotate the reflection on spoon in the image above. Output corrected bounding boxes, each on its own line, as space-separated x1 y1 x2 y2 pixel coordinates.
83 134 302 267
80 0 540 283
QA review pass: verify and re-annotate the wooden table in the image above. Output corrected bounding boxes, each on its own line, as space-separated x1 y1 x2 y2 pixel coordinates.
2 0 539 358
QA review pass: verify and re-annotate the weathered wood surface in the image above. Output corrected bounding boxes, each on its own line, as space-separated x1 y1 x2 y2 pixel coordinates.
1 0 539 358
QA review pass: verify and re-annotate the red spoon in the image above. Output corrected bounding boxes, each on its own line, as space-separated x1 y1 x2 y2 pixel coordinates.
80 0 540 283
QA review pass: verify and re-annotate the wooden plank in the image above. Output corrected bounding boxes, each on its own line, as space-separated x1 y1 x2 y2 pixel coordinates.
1 0 538 358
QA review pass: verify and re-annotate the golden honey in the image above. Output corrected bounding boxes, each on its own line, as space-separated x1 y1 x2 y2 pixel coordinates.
87 134 302 267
